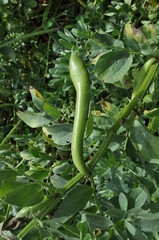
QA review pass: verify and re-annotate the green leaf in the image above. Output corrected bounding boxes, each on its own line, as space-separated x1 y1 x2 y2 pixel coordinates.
144 108 159 118
77 220 90 239
129 120 159 163
125 221 147 240
101 101 119 118
95 50 133 83
91 32 116 48
139 219 159 233
85 213 113 230
20 150 34 160
58 29 75 43
0 170 17 184
29 87 60 119
125 208 147 220
137 212 159 232
114 228 126 240
58 222 79 237
47 227 79 240
124 0 132 5
124 22 141 52
26 167 49 180
85 113 93 138
124 22 156 56
43 102 61 119
148 116 159 134
42 124 72 145
125 221 136 236
119 192 128 211
50 223 80 240
59 39 74 50
107 177 126 194
52 185 93 224
137 212 159 220
134 191 147 208
51 175 67 189
0 0 8 4
142 24 156 40
17 111 50 128
106 208 123 219
29 87 44 111
0 181 44 207
16 207 30 218
86 32 123 59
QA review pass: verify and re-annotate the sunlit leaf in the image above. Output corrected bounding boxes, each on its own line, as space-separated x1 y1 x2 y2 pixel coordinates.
17 111 50 128
125 221 147 240
95 50 133 83
29 86 44 111
43 102 61 119
42 124 72 145
0 181 44 207
0 0 8 4
119 192 128 211
134 191 147 208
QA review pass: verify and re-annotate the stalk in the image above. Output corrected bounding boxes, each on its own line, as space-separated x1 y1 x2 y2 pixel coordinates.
0 28 56 49
0 120 21 147
17 194 61 239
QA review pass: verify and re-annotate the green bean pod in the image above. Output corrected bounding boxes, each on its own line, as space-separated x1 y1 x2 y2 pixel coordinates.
69 50 90 175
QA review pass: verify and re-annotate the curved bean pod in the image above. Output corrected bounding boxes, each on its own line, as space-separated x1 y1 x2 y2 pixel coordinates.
69 50 90 175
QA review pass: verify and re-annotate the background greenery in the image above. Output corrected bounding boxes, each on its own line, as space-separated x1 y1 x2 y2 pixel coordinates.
0 0 159 239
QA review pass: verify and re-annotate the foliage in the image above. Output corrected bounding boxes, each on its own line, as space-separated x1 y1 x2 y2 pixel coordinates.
0 0 159 239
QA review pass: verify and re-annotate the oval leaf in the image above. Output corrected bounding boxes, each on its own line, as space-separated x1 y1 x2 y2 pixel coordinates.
85 213 113 230
135 191 147 208
43 124 73 145
43 102 61 119
29 86 44 111
0 181 44 207
119 192 128 211
95 50 133 83
129 120 159 163
17 111 50 128
0 170 17 184
125 221 147 240
52 185 93 224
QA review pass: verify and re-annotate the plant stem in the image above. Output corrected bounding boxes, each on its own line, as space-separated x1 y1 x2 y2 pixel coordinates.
63 172 84 192
90 176 103 214
17 218 38 239
17 194 61 239
44 36 51 78
0 28 57 49
5 204 11 222
0 119 22 147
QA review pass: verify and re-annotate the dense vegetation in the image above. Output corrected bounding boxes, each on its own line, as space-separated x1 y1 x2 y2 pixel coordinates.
0 0 159 239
